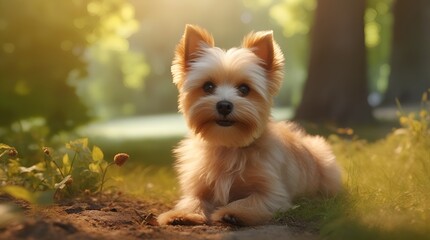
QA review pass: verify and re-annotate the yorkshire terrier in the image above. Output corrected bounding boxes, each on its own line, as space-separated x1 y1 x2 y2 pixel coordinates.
157 25 342 226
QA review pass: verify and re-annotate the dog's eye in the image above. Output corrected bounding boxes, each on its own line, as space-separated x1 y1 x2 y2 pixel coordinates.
203 81 216 94
237 84 250 97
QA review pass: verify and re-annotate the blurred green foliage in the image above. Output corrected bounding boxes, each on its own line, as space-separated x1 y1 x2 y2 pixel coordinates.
0 0 137 132
70 1 149 119
0 0 411 132
365 0 393 96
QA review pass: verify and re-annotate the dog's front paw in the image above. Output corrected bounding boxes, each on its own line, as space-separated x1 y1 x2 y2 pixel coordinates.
157 210 206 226
221 214 241 225
211 210 243 226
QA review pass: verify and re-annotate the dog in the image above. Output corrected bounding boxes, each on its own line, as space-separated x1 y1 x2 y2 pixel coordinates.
157 25 342 226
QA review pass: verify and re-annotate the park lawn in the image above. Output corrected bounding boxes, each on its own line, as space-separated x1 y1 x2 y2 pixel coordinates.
92 136 180 203
104 109 430 239
288 112 430 239
323 129 429 240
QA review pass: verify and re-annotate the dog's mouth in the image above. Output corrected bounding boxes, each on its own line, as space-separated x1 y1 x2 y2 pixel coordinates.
216 119 235 127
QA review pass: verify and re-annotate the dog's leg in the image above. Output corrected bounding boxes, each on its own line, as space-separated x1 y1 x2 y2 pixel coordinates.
157 196 208 225
210 193 290 226
157 210 206 225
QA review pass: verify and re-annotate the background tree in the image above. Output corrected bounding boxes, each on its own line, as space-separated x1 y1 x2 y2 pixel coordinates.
70 1 149 120
268 0 316 106
0 0 132 132
295 0 373 125
383 0 430 105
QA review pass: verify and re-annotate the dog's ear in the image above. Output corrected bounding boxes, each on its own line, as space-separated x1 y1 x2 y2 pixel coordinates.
242 31 284 95
242 31 276 69
172 25 214 87
183 25 214 64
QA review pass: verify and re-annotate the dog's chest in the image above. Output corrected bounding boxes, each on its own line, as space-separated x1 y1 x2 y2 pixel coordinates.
210 170 255 206
205 149 267 206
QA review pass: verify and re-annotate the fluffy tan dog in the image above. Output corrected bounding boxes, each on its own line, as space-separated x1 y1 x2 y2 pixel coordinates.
157 25 342 226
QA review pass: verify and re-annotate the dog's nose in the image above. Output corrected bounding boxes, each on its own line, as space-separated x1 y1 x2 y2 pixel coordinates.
216 100 233 116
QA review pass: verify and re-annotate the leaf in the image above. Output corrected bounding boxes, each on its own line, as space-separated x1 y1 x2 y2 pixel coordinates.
54 175 72 190
1 186 35 203
0 143 12 150
88 163 100 173
62 154 70 165
92 146 104 162
99 161 108 170
62 154 71 175
81 138 89 148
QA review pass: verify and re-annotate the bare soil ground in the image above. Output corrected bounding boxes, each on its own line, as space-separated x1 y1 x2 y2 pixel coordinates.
0 194 318 240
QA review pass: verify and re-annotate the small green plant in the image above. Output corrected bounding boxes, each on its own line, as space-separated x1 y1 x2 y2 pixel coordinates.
0 138 129 204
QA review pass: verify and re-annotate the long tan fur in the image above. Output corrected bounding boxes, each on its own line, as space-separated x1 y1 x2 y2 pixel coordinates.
158 25 342 226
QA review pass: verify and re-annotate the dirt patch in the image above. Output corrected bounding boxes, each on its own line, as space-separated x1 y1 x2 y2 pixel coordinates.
0 194 318 240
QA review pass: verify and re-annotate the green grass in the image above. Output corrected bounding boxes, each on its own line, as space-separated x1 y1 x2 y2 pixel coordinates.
281 103 430 239
107 165 179 204
97 137 181 203
2 93 429 240
89 137 181 166
322 130 430 239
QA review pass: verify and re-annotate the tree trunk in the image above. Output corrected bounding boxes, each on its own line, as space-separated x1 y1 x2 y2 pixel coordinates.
383 0 430 105
295 0 373 125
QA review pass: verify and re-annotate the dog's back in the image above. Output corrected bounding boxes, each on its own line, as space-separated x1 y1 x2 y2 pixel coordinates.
273 121 342 197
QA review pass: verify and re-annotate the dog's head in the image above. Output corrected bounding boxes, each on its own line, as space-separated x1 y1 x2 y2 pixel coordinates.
172 25 284 147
